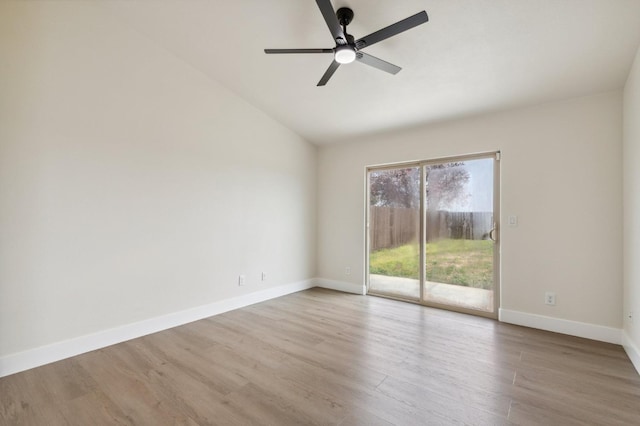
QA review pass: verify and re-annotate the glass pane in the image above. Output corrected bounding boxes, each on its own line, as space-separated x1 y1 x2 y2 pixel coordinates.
368 167 421 299
423 158 494 312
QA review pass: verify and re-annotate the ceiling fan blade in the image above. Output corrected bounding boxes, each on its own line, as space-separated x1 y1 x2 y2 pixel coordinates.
317 60 340 86
316 0 347 45
265 48 333 54
356 52 401 75
355 11 428 50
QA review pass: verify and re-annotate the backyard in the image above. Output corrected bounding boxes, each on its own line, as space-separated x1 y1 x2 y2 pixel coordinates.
369 238 493 289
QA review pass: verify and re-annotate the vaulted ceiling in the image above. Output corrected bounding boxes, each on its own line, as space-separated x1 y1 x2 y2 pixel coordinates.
105 0 640 144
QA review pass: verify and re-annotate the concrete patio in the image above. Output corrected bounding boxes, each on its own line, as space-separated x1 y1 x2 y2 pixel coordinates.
369 274 493 312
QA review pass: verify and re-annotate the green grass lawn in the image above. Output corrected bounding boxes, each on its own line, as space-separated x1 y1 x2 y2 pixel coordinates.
369 239 494 289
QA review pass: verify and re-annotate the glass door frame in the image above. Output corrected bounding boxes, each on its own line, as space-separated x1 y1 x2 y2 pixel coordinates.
365 151 501 319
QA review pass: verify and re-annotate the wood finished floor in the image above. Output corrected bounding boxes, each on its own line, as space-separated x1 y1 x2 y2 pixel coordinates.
1 288 640 425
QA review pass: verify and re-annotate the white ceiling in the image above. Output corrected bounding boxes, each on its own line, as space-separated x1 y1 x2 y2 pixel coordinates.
105 0 640 144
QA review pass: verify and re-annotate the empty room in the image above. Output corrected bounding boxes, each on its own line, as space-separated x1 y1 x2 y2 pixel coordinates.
2 0 640 424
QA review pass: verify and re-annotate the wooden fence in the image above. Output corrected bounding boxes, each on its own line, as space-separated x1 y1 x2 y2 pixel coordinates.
426 210 493 241
369 207 419 251
369 207 493 251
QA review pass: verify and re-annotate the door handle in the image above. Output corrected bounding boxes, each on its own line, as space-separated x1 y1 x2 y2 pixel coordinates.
489 224 497 242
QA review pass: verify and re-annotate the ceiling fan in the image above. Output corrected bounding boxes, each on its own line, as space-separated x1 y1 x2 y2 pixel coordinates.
264 0 429 86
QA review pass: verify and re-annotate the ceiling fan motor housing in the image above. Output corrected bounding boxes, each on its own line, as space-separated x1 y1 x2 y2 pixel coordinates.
336 7 354 26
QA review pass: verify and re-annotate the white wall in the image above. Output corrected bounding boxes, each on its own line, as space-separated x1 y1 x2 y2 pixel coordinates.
0 2 316 360
318 92 623 331
623 45 640 369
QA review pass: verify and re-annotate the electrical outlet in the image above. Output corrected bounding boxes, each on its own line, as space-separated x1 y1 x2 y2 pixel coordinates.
345 267 351 275
545 292 556 306
238 275 246 286
261 272 267 282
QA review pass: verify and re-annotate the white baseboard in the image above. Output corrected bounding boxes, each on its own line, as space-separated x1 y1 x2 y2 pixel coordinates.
499 308 622 344
7 282 629 379
0 279 315 378
622 331 640 375
314 278 366 295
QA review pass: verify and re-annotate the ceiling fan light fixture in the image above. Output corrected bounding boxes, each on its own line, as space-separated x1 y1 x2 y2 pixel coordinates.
334 45 356 64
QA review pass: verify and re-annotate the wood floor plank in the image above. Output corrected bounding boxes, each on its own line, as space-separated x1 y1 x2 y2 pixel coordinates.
57 391 134 426
375 375 513 425
511 366 640 424
338 409 394 426
73 349 188 425
1 288 639 425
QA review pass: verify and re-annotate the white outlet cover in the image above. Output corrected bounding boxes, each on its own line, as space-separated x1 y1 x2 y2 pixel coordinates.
545 291 556 305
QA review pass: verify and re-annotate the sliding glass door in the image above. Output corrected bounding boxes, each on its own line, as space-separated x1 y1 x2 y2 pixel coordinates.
423 157 497 313
368 166 421 299
367 153 500 317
